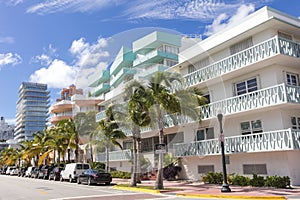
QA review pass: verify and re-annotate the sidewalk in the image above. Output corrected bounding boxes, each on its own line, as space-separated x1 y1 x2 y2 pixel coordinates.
112 178 300 200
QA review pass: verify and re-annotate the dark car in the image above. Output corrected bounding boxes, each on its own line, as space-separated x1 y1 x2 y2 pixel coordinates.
18 167 28 177
31 167 40 178
48 167 63 181
77 169 112 186
38 165 53 179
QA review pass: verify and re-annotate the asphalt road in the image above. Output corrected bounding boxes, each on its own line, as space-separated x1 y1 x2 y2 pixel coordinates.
0 175 218 200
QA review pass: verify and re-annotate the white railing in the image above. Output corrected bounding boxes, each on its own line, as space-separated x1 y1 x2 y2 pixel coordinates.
200 83 294 119
173 37 300 90
96 110 106 122
173 129 300 157
96 149 132 162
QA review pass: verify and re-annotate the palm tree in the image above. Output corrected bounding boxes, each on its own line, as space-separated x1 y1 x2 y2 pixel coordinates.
98 105 127 172
74 111 98 163
125 81 152 186
144 71 205 189
57 119 79 162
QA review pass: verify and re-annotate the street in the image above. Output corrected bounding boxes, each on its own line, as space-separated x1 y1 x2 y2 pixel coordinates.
0 175 220 200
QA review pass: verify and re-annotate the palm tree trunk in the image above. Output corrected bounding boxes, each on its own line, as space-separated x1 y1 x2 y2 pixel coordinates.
90 145 93 163
136 131 142 183
130 136 137 187
155 107 164 190
105 145 109 173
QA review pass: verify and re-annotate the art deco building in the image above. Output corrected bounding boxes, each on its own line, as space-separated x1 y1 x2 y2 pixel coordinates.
14 82 49 142
90 7 300 185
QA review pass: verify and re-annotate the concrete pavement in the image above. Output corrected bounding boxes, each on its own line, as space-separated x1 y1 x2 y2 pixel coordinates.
112 178 300 200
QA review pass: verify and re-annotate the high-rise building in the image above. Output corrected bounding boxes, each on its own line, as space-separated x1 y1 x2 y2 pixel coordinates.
14 82 50 142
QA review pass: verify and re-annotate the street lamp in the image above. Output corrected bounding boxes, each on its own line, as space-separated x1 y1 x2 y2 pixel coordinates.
217 113 231 193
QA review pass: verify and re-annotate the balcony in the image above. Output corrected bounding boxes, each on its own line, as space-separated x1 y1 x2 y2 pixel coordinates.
90 83 110 97
96 149 132 162
96 110 106 122
89 70 110 87
133 50 177 68
173 129 300 157
110 46 135 76
110 68 136 88
175 36 300 89
201 84 300 119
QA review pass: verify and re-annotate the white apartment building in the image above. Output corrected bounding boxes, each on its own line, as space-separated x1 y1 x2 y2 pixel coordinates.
92 7 300 185
168 6 300 185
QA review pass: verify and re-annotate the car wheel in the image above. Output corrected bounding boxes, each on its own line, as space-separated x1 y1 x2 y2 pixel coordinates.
69 176 73 183
77 178 81 184
105 182 110 185
88 177 92 186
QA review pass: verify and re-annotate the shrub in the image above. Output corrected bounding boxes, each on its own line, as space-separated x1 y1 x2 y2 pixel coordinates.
91 162 105 171
110 171 131 179
202 172 223 184
250 174 265 187
264 176 291 188
229 174 250 186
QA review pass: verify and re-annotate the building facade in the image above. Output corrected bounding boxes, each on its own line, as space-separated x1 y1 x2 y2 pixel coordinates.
0 117 15 141
92 7 300 185
14 82 50 142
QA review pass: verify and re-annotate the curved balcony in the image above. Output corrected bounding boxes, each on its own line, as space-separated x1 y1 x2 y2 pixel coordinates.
50 115 73 124
50 101 73 113
173 36 300 90
173 129 300 157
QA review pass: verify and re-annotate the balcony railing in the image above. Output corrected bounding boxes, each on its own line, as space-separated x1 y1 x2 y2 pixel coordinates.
112 84 300 135
173 129 300 157
173 37 300 90
96 149 132 162
96 110 106 122
201 84 300 119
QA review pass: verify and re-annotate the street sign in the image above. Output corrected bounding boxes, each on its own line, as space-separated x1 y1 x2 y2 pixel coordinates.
155 143 166 154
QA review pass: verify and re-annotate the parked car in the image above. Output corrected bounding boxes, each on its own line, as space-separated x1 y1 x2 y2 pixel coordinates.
60 163 90 182
10 168 19 176
5 166 16 175
48 167 63 181
25 166 36 178
77 169 112 186
31 167 40 178
38 165 53 179
18 167 28 177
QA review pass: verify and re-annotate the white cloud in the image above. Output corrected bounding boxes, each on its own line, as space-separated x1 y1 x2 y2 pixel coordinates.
29 59 79 88
70 37 109 69
0 36 15 44
26 0 123 15
0 0 23 6
204 4 255 36
0 53 22 67
31 44 57 66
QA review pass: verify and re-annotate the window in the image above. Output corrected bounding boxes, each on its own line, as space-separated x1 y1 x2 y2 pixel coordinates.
291 117 300 129
235 77 258 96
167 132 184 149
141 137 154 152
286 73 299 86
196 128 214 141
230 37 253 55
243 164 267 175
198 165 214 174
240 120 263 135
164 59 178 67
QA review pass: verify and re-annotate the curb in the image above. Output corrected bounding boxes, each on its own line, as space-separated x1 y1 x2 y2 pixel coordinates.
113 185 286 200
113 185 161 194
176 193 286 200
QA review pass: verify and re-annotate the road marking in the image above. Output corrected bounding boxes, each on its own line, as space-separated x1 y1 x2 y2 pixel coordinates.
49 192 138 200
36 189 48 195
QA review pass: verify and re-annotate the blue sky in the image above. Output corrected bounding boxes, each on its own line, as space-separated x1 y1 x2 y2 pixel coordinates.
0 0 299 125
